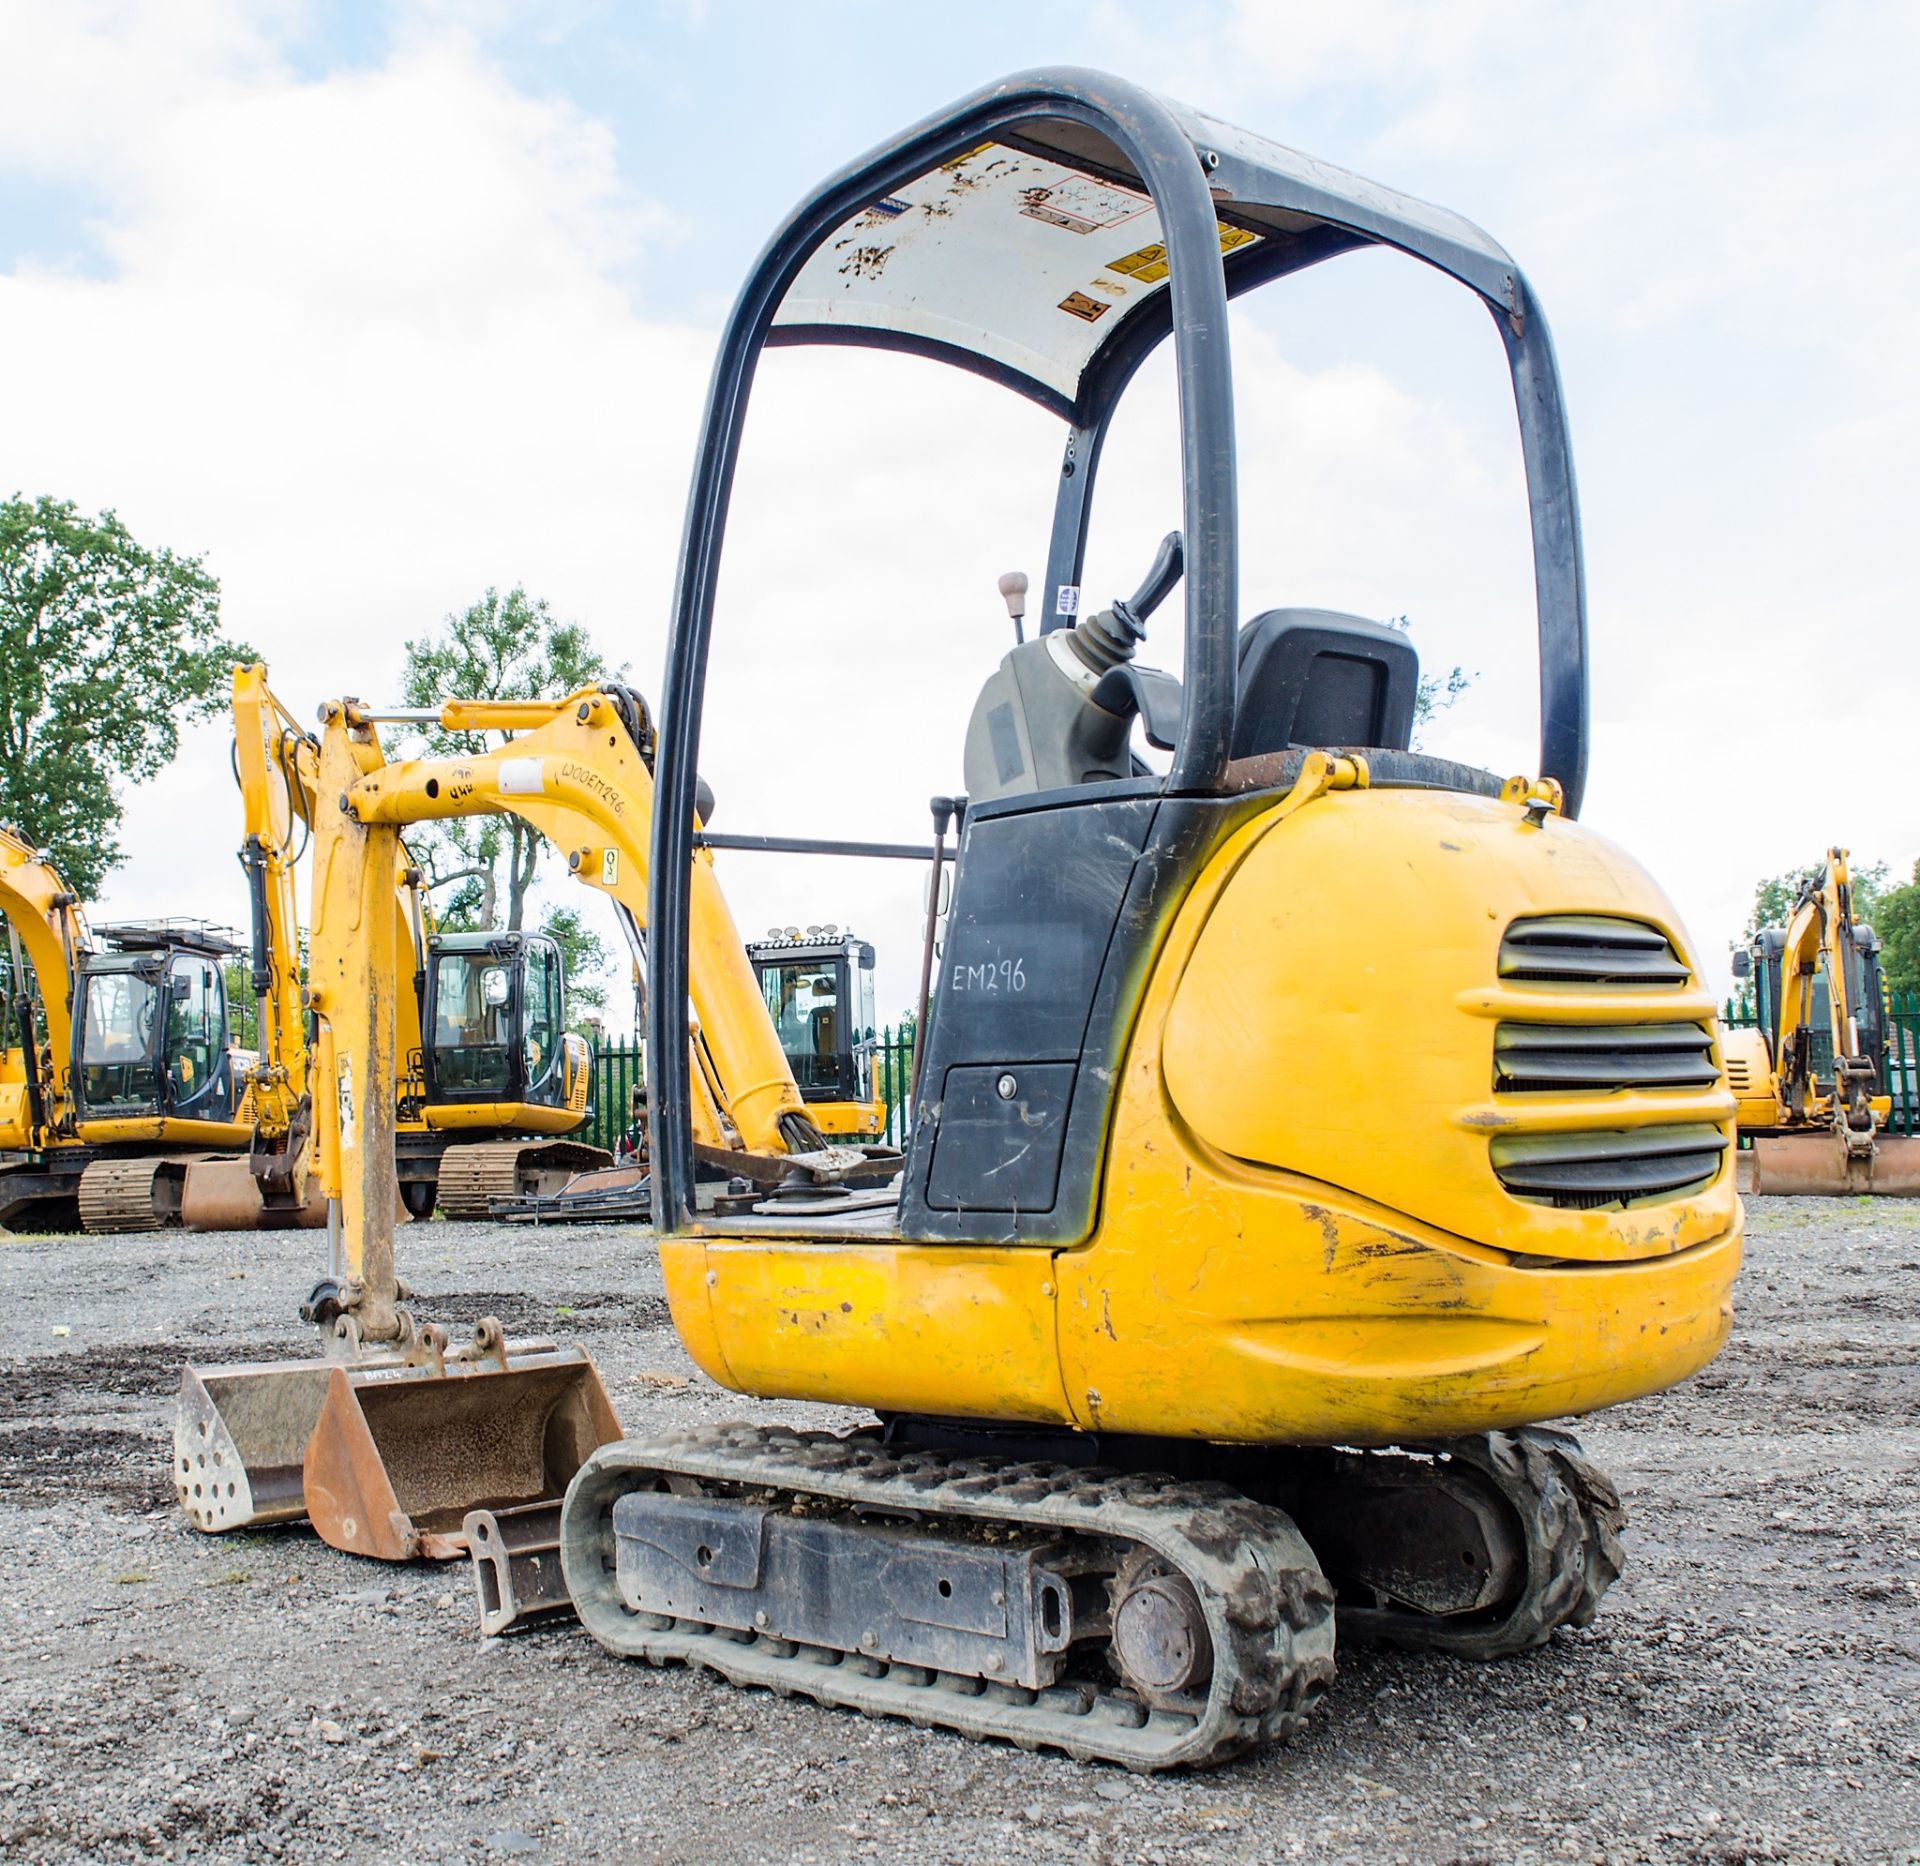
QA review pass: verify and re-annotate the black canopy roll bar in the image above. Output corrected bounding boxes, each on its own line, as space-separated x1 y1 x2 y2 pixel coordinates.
647 67 1591 1226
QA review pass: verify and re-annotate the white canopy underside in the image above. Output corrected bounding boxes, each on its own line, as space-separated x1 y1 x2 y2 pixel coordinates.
773 141 1260 411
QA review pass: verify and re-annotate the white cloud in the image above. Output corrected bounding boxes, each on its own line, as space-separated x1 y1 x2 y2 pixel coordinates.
1 8 705 1006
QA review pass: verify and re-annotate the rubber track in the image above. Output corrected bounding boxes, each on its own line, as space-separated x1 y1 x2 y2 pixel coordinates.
563 1424 1337 1771
434 1140 611 1219
77 1157 176 1233
1334 1426 1626 1658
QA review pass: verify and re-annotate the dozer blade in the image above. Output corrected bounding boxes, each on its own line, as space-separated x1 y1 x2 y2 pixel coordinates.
1750 1133 1920 1196
303 1346 621 1562
177 1158 330 1232
176 1358 344 1533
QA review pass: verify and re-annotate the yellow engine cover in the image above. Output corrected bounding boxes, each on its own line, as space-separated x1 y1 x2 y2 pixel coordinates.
1161 788 1733 1263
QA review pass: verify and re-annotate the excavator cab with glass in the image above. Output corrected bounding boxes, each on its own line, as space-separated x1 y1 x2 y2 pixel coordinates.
418 929 575 1118
72 926 242 1129
746 928 883 1138
1 827 266 1232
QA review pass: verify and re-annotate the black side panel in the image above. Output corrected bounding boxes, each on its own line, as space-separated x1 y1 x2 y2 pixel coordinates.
902 798 1152 1234
900 762 1505 1246
937 797 1154 1057
926 1063 1076 1211
901 790 1266 1244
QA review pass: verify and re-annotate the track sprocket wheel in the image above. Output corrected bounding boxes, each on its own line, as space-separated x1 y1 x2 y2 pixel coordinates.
1336 1426 1626 1659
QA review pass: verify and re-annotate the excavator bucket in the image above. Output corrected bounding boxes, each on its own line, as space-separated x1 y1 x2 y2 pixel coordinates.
1750 1133 1920 1196
177 1158 330 1232
176 1357 338 1533
302 1344 621 1561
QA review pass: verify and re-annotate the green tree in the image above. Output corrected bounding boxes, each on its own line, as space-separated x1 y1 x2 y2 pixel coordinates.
541 900 612 1031
1388 616 1473 737
0 494 254 897
1744 858 1892 941
1874 861 1920 997
397 586 614 930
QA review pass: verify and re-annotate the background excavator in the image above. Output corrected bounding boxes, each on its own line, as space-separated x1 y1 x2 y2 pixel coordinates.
224 664 610 1222
0 823 266 1232
1724 847 1920 1195
745 928 886 1141
542 68 1747 1771
176 678 875 1602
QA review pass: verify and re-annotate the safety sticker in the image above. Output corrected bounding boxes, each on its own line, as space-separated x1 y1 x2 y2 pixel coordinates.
1107 222 1258 284
1057 290 1110 323
1056 584 1081 616
601 847 619 889
500 757 544 795
1019 175 1151 235
1108 242 1168 283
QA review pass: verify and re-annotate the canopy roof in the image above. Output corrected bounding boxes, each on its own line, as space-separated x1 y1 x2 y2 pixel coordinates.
772 102 1522 422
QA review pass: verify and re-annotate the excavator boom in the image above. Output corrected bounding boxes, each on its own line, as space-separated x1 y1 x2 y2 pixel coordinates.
0 826 88 1151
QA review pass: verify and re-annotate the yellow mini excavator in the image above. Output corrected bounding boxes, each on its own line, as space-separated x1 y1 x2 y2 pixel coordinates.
546 70 1746 1771
175 680 865 1595
1724 848 1920 1195
0 825 266 1232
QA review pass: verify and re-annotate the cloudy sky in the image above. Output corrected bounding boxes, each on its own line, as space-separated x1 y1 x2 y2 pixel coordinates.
2 0 1913 1027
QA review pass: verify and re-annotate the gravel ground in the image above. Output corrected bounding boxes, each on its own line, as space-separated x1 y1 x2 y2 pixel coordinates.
0 1198 1915 1865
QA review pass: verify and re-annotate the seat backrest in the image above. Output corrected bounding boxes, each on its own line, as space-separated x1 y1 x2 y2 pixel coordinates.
1231 608 1420 760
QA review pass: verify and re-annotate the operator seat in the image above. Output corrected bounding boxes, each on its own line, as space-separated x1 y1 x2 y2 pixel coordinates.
1230 608 1419 760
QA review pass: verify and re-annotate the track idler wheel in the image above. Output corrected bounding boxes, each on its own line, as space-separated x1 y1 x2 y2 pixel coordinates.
1307 1426 1625 1660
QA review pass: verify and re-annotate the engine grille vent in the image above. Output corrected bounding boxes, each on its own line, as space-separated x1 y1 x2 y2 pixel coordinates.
1491 1124 1726 1210
1499 915 1689 988
1494 1022 1718 1095
1724 1055 1754 1094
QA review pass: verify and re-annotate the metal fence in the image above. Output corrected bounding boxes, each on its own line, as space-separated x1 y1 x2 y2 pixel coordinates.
871 1026 916 1147
585 1039 647 1156
587 1024 921 1155
1721 989 1920 1137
